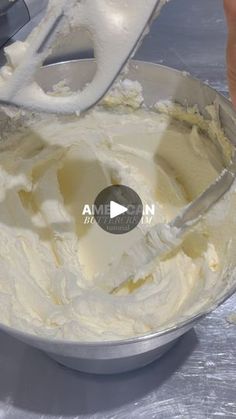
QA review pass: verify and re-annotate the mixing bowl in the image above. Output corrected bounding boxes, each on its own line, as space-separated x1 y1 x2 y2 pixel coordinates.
0 59 236 374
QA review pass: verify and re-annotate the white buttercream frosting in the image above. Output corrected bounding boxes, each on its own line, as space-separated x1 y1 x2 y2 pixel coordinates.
0 0 168 114
0 83 235 341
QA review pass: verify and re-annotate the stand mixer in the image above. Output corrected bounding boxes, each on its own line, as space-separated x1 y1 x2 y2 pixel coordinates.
0 0 235 292
0 0 47 53
0 0 164 114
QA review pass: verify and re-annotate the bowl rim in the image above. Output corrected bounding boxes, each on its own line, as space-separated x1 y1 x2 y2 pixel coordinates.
1 284 235 347
1 58 236 348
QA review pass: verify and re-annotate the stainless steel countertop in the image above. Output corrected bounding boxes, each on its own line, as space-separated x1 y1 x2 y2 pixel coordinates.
0 1 236 418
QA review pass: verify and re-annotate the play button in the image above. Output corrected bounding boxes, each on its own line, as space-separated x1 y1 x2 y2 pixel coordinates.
94 185 143 234
110 201 128 219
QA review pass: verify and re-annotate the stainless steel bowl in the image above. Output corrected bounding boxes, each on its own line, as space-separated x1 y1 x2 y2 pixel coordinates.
1 60 236 375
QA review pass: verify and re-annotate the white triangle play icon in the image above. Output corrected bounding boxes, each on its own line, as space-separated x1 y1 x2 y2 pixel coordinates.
110 201 128 219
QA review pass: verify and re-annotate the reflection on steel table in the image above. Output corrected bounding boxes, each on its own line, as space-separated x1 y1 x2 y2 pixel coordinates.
0 0 235 418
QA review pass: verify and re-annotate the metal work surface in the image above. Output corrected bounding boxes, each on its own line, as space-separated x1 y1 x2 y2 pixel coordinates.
0 0 235 418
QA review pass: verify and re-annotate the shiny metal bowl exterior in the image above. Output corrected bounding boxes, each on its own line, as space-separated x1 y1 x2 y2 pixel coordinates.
0 60 236 375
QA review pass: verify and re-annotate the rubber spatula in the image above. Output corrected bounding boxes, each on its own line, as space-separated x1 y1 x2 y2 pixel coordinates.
103 157 236 294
